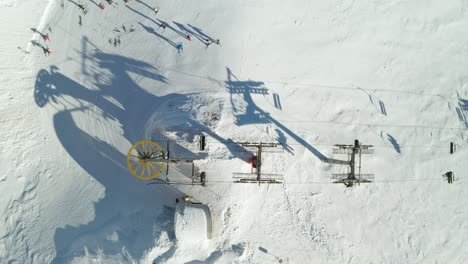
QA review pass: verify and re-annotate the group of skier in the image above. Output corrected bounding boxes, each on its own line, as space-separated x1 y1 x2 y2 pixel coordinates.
39 32 52 56
40 0 221 56
178 34 220 53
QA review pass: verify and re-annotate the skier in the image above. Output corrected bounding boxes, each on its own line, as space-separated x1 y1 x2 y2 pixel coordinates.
99 3 105 10
43 46 51 56
443 171 454 184
176 42 183 53
204 38 212 48
248 155 258 169
159 22 166 32
186 34 191 41
77 3 88 14
200 172 206 187
153 6 159 15
214 39 220 45
43 33 50 42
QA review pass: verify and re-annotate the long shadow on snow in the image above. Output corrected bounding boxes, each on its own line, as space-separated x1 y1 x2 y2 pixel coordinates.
50 109 178 263
34 38 214 262
157 19 186 38
456 94 468 127
125 4 162 27
225 67 328 161
135 0 155 11
386 133 401 154
188 24 218 42
173 22 212 47
173 21 197 39
139 22 178 49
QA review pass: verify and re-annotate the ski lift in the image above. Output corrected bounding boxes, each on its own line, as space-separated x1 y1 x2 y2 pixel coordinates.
127 140 202 181
330 139 375 187
232 142 283 184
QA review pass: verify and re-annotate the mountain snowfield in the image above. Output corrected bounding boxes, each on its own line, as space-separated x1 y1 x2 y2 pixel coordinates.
1 0 468 263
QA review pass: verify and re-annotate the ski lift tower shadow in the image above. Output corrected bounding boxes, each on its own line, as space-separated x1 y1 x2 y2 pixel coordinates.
33 36 196 263
225 67 329 162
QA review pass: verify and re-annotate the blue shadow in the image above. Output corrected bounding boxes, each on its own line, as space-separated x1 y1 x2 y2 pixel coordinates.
33 36 221 262
386 133 401 154
225 67 327 161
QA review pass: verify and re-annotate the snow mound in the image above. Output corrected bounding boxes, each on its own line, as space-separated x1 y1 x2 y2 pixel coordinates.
175 202 212 244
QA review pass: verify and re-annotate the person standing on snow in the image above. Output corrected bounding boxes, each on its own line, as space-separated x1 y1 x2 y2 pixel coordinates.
43 46 51 56
177 42 183 53
443 171 454 184
159 22 167 32
43 33 50 42
204 38 212 48
186 34 191 41
153 6 159 15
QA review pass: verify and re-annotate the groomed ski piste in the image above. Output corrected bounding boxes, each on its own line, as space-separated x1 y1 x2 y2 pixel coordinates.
1 0 468 263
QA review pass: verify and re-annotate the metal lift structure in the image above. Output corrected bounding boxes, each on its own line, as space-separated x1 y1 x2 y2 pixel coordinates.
232 142 284 185
330 139 375 187
127 140 206 186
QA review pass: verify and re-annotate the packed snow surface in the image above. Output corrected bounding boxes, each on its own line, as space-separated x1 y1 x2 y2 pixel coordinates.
1 0 468 263
174 203 210 243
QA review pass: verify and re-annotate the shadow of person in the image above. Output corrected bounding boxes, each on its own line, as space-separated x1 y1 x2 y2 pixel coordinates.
138 22 178 48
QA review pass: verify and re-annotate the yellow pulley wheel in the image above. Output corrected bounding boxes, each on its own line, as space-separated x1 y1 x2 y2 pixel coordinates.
127 140 166 180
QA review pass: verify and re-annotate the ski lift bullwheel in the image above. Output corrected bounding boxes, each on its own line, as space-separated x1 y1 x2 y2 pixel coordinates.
127 140 166 180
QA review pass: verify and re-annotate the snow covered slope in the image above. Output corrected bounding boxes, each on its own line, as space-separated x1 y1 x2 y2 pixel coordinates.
1 0 468 263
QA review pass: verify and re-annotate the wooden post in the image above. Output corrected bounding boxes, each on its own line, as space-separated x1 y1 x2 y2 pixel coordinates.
199 135 206 151
200 172 206 186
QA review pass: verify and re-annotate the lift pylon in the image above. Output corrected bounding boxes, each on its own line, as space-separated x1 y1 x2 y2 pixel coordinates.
232 142 283 184
127 140 205 185
330 139 374 187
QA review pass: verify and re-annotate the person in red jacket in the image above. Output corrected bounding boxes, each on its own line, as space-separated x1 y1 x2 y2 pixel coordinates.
43 46 51 56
